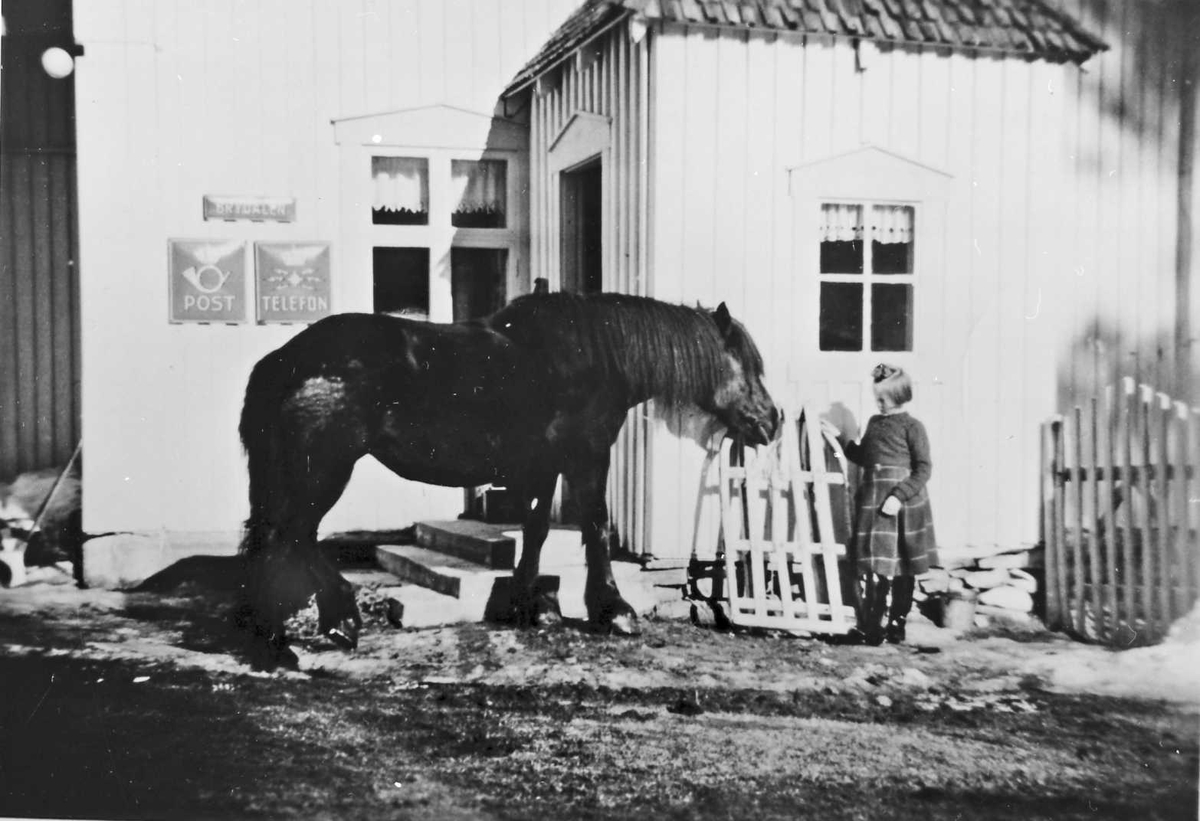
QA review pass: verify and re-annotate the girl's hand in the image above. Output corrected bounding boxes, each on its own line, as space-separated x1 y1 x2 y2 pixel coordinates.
819 419 840 439
880 495 902 517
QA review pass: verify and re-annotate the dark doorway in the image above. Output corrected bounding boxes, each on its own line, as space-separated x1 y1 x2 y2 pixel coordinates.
451 248 507 322
372 247 430 319
558 160 603 524
560 160 602 295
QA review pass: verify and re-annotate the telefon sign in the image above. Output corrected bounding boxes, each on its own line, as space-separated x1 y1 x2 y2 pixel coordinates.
167 239 247 323
255 242 332 323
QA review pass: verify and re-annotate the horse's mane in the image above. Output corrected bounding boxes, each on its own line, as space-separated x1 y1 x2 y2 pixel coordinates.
489 292 763 407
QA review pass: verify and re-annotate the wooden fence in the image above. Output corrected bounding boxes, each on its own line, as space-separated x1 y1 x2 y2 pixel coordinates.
1042 378 1200 645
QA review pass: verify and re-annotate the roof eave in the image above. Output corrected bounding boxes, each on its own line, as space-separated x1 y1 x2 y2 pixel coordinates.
502 8 635 100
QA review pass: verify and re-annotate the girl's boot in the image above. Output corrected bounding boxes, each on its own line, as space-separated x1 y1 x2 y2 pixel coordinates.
885 576 915 644
862 574 890 646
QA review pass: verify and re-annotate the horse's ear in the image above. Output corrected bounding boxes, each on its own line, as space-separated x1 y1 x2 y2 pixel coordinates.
714 302 733 336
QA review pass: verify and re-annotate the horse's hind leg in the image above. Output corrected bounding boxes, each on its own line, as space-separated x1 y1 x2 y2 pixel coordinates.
243 445 361 666
569 456 640 636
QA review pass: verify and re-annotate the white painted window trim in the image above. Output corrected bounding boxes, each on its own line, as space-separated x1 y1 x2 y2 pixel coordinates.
789 145 952 361
359 147 522 321
333 106 530 321
817 198 918 354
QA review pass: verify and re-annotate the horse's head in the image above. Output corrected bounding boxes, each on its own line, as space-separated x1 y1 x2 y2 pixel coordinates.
708 303 781 447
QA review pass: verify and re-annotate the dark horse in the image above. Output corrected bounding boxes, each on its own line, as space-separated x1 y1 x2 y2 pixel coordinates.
237 291 780 668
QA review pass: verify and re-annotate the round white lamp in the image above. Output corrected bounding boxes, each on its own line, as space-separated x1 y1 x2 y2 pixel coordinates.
41 47 75 79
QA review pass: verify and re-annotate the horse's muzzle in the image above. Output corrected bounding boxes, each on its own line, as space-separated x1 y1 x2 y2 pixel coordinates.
739 405 781 447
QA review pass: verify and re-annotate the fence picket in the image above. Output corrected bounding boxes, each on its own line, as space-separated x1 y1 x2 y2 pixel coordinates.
1088 398 1105 640
1102 387 1119 637
1171 401 1191 621
1190 408 1200 612
1120 379 1137 636
1072 407 1088 635
1189 406 1200 612
1156 395 1173 622
1052 416 1069 632
1138 385 1156 640
1042 421 1059 627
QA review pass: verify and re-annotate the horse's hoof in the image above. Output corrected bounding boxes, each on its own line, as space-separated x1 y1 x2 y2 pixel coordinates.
607 611 641 636
250 640 300 672
588 592 640 636
275 645 301 670
326 620 359 650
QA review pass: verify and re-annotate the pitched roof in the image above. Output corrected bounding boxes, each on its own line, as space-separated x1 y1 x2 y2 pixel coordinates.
504 0 1107 95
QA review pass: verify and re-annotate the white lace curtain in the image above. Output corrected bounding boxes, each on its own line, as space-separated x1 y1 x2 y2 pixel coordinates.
372 157 428 214
452 159 506 216
820 203 914 244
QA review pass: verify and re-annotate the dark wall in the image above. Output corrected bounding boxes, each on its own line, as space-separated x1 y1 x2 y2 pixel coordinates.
0 0 82 480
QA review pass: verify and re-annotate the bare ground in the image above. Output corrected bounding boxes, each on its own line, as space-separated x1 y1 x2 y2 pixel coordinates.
0 563 1196 820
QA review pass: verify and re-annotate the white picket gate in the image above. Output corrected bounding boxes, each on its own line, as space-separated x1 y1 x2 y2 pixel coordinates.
690 407 859 634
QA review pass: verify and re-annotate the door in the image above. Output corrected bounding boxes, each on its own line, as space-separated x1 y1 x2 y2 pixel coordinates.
557 159 603 523
560 160 603 297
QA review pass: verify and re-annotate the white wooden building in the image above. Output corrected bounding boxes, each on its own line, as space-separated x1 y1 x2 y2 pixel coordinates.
67 0 1197 582
503 0 1198 563
72 0 583 582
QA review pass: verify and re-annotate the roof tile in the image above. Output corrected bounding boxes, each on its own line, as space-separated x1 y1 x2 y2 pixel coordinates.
878 12 903 39
763 3 788 27
809 0 842 32
835 0 865 34
504 0 1107 96
681 0 705 22
801 10 825 30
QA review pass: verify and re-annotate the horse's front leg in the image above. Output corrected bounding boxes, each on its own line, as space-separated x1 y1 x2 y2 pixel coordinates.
570 459 640 636
509 472 561 627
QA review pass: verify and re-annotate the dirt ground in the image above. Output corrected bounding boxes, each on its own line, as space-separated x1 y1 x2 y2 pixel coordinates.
0 561 1197 821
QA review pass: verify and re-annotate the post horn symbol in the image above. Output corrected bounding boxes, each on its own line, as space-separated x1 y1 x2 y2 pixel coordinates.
181 264 231 293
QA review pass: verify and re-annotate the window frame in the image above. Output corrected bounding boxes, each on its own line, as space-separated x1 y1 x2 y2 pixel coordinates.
364 146 521 322
817 199 918 354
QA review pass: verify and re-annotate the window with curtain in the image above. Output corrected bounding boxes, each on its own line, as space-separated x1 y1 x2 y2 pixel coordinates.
818 203 915 352
451 159 506 228
371 157 429 225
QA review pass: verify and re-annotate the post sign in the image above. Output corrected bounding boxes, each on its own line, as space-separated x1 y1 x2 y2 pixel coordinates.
255 242 332 323
203 195 296 223
168 239 247 323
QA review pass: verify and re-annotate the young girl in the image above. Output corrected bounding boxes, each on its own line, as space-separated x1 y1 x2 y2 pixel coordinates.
832 364 938 645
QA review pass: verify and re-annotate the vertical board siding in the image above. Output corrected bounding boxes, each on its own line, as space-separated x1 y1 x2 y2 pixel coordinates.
0 28 81 481
641 9 1187 559
527 20 652 554
1051 0 1185 401
71 0 580 534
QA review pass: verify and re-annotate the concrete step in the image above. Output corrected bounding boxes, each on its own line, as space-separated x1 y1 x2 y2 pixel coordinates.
375 544 509 601
414 520 517 570
342 568 488 628
373 528 690 626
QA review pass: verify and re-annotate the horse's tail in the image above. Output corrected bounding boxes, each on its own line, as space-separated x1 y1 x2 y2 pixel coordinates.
238 350 292 558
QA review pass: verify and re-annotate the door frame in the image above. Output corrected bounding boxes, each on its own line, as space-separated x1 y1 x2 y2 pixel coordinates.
548 111 612 293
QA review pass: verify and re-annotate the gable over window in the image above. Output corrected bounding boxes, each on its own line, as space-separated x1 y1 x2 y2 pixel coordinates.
791 145 951 357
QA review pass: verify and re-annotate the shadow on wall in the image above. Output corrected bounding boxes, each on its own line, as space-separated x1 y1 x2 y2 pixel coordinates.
1055 318 1194 410
1055 0 1198 172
